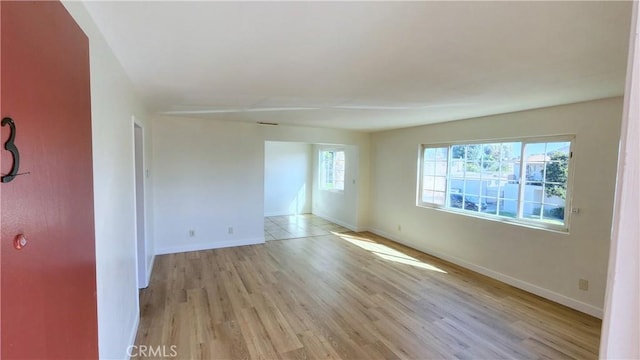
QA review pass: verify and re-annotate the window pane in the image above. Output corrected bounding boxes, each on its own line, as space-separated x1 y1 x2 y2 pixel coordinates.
433 191 446 205
420 147 448 205
434 176 446 192
547 142 571 155
422 190 434 203
334 151 345 190
466 145 481 161
524 142 547 158
544 183 566 203
523 183 543 201
423 160 447 177
435 147 448 161
451 145 465 159
481 144 499 170
424 148 436 160
525 162 545 181
449 192 463 209
482 161 499 173
319 151 332 189
435 161 448 176
450 142 523 216
542 205 565 224
499 199 518 218
481 196 497 215
463 195 483 212
545 159 569 184
424 176 435 189
450 159 465 177
424 161 436 176
523 202 543 219
466 161 480 173
522 140 570 226
463 179 480 196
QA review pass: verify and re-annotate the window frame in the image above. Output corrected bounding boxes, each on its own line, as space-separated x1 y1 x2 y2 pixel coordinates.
319 148 346 192
416 135 575 233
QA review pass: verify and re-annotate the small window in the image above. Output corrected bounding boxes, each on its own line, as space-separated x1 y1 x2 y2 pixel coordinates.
320 149 345 191
418 137 573 231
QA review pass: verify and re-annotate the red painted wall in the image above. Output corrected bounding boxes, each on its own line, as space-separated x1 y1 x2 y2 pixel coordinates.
1 1 98 358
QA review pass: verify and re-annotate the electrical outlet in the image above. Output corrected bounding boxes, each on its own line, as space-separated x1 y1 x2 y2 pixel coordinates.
579 279 589 291
188 229 195 237
228 227 234 235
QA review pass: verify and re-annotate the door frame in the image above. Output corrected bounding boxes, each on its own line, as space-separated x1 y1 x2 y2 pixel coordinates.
133 116 149 288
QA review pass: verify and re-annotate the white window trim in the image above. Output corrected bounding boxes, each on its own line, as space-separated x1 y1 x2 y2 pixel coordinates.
319 148 346 193
416 135 575 233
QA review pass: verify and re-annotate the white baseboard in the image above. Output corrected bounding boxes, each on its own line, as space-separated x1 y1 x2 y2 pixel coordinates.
264 211 290 217
155 237 265 255
264 211 312 217
312 212 361 232
125 311 140 360
369 228 603 319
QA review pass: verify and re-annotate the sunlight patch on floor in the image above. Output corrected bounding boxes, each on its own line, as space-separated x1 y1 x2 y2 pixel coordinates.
333 232 447 274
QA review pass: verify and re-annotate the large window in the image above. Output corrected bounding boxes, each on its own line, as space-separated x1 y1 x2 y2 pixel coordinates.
320 149 345 191
418 137 573 231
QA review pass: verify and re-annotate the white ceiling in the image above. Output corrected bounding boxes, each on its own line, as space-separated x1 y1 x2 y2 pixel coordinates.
84 1 632 132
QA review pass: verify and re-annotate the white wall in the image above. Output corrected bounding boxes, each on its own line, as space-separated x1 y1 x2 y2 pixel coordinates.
264 142 312 216
312 144 360 230
601 1 639 357
152 117 265 254
369 97 623 317
63 2 152 359
151 120 371 254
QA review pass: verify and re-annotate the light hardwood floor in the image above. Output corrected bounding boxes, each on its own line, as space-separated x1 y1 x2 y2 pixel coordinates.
136 215 601 359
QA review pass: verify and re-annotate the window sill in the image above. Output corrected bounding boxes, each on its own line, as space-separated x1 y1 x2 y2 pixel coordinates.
416 203 570 234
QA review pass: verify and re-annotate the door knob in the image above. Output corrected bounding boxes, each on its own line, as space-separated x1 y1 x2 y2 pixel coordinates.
14 234 27 250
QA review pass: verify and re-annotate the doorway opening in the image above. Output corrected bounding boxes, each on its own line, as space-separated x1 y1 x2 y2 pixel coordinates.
264 141 358 241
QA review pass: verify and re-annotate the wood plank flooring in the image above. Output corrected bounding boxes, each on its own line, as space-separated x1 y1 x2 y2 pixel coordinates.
135 215 601 359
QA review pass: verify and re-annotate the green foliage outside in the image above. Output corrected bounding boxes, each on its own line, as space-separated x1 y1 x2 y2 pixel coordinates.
544 152 569 199
452 144 513 173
